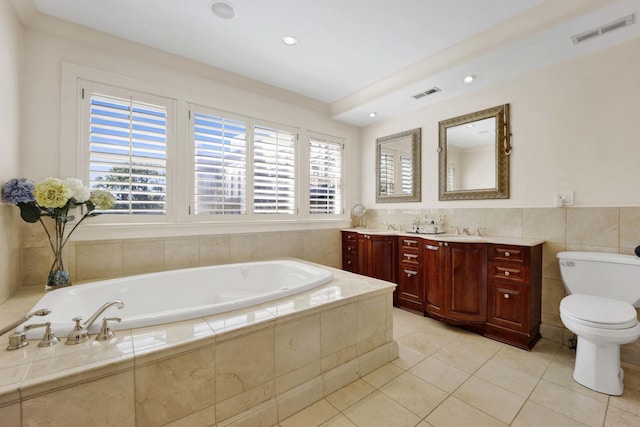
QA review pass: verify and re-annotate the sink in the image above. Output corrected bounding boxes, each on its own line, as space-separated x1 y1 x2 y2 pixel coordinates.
438 234 487 242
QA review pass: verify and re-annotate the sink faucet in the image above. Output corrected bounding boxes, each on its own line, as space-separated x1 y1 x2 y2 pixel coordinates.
462 227 471 236
66 300 124 345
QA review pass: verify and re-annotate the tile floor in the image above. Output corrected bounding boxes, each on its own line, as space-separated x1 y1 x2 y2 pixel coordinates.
277 308 640 427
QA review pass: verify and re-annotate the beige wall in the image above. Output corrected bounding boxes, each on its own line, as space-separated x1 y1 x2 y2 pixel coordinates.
0 1 24 303
360 36 640 208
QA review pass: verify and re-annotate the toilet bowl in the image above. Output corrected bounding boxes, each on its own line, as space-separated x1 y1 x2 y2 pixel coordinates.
560 294 640 395
557 252 640 395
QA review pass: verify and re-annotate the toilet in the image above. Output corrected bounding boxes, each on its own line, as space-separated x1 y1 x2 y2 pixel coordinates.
558 251 640 395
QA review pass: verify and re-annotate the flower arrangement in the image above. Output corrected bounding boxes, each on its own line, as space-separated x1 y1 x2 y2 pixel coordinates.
2 177 115 290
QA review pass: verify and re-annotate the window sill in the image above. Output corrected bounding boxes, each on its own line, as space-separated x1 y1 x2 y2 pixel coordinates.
70 218 352 241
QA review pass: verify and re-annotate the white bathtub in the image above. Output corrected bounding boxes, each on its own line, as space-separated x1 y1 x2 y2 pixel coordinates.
23 259 333 338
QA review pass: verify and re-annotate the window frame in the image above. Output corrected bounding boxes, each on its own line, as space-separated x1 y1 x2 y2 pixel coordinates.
60 63 351 240
308 132 344 216
79 79 177 224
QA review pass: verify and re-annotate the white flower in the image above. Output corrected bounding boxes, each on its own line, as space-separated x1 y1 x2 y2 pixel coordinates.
63 178 90 203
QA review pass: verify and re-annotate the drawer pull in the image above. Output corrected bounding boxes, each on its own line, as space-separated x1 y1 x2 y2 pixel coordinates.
404 254 418 260
404 240 418 246
504 293 510 299
504 251 511 257
404 269 418 277
504 271 510 277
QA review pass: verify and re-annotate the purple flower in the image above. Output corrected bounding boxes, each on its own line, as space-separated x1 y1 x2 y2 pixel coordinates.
2 178 36 204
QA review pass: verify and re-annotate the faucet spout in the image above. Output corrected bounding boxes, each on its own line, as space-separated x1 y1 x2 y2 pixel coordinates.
83 300 125 332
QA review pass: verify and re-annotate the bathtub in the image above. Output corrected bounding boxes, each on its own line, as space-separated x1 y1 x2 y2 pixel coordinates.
23 259 333 338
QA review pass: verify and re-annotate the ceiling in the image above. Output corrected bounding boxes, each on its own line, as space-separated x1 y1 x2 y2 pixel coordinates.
20 0 640 126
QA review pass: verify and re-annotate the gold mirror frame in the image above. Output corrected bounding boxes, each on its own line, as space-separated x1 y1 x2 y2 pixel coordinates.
376 128 421 203
438 104 511 200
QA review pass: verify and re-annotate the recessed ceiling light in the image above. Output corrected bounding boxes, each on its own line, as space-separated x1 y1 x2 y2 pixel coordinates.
210 1 236 20
463 75 476 84
368 112 377 118
282 35 298 46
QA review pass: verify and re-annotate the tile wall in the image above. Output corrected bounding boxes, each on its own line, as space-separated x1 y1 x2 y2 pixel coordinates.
366 206 640 365
19 225 342 286
16 206 640 365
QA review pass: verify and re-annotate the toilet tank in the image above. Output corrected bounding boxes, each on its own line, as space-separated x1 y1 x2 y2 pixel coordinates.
557 251 640 306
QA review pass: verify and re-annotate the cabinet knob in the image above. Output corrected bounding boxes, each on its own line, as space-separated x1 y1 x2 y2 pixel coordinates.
444 242 449 247
347 260 352 265
504 251 511 257
504 271 510 277
504 293 510 299
439 242 443 246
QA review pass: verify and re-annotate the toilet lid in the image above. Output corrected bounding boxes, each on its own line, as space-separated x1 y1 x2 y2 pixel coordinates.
560 294 638 329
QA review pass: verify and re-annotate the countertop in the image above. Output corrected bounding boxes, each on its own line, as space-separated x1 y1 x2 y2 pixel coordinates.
342 228 545 247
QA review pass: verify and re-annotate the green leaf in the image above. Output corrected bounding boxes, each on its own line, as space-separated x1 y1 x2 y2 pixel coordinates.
18 203 41 223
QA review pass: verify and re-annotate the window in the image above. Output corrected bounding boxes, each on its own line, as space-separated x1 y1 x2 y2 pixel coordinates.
83 82 172 216
72 68 349 234
253 125 296 214
379 152 395 194
401 155 412 195
192 110 247 215
309 136 342 214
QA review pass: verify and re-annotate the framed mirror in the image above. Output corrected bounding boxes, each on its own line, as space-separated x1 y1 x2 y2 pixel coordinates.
376 128 421 203
438 104 511 200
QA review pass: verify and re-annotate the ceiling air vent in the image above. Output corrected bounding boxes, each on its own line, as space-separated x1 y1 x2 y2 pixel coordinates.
571 14 635 45
412 87 441 100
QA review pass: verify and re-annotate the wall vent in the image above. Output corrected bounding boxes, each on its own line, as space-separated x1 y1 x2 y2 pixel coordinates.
571 14 635 45
412 87 441 100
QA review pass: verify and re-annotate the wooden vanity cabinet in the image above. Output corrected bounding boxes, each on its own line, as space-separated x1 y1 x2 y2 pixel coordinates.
341 231 396 283
444 242 488 323
424 241 487 324
341 230 543 350
485 244 542 349
341 231 360 274
396 236 423 313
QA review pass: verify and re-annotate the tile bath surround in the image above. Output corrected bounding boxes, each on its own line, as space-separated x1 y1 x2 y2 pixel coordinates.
0 265 397 426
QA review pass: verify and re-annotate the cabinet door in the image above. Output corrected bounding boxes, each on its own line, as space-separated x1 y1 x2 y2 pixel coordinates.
488 281 529 332
444 242 487 322
423 241 444 315
397 266 423 311
369 236 397 283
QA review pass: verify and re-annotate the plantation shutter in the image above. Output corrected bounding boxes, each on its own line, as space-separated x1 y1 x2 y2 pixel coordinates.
192 111 247 215
401 155 413 194
380 153 395 194
309 137 342 214
253 125 296 214
88 93 168 215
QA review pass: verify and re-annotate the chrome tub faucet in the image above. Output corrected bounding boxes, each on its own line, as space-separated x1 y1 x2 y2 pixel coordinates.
66 300 125 345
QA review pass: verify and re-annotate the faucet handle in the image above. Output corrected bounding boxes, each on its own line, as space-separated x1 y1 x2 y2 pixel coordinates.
95 317 121 341
475 227 486 237
35 322 59 347
449 225 460 235
66 316 89 345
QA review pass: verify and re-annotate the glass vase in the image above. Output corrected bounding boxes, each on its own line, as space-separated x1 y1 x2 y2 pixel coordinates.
45 246 71 291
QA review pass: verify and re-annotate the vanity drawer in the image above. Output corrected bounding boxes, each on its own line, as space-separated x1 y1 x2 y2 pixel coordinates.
342 255 359 273
399 247 421 265
343 232 359 242
344 243 358 255
488 262 529 284
488 244 529 265
399 237 421 249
